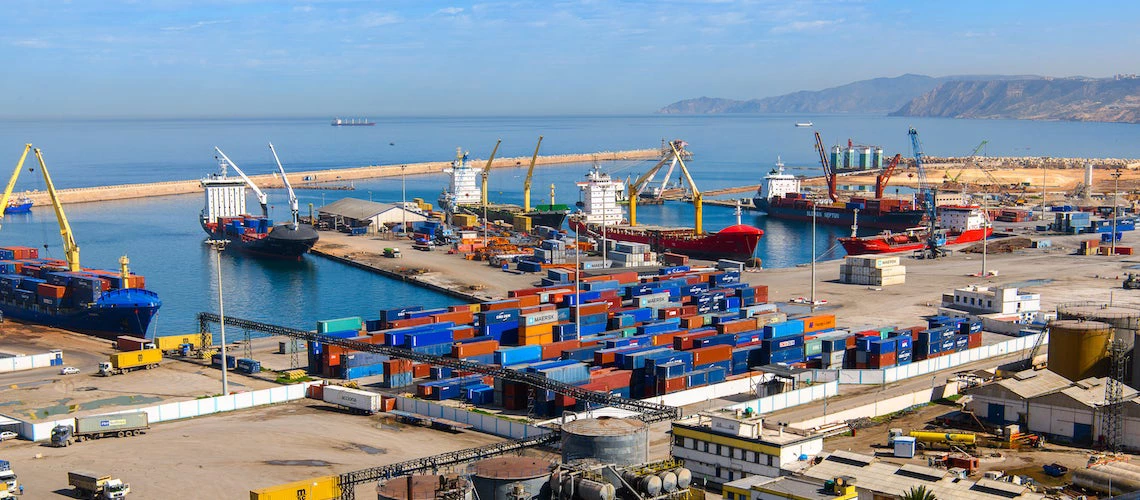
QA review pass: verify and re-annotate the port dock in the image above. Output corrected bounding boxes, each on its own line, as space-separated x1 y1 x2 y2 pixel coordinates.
18 148 659 207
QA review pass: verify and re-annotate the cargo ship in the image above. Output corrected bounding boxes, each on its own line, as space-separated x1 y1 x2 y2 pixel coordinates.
752 158 925 230
330 117 375 126
4 193 32 214
437 147 569 229
569 164 762 261
201 146 319 260
839 205 992 255
0 146 160 339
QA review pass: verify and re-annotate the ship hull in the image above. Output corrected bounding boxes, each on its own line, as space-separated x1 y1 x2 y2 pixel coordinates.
0 288 161 339
570 220 762 262
840 227 993 256
4 202 32 214
201 219 319 260
754 197 924 231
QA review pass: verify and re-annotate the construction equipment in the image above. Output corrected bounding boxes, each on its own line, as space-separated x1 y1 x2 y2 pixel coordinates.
68 471 131 499
479 139 502 207
1125 273 1140 289
874 154 902 199
522 136 543 211
33 148 82 271
814 131 838 202
908 128 946 259
0 144 32 230
670 141 703 235
629 139 689 202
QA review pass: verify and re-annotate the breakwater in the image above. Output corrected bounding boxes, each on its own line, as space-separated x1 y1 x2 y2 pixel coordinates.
21 149 659 207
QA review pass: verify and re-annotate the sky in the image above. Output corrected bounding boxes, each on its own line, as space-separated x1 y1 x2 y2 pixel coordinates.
0 1 1136 118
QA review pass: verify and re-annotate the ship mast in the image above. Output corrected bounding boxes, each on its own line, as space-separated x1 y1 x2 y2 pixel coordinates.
268 143 300 229
214 147 268 218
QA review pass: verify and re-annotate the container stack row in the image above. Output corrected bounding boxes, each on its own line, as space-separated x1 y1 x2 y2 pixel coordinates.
839 255 905 286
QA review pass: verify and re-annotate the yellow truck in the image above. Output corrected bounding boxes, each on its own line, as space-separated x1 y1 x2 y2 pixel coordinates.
99 349 162 376
154 333 212 354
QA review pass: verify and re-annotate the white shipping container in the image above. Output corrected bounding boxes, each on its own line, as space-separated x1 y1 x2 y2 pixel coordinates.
322 385 382 414
522 310 558 326
636 292 670 309
845 255 900 269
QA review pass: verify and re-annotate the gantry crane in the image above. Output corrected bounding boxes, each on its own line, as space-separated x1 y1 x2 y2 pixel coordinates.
0 144 33 230
32 148 81 271
479 139 502 207
909 127 946 258
522 136 543 211
814 132 838 202
874 154 902 199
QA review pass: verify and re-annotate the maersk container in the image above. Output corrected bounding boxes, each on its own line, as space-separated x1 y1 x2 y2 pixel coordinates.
495 345 543 365
763 320 805 339
322 385 382 414
318 316 364 334
762 335 804 351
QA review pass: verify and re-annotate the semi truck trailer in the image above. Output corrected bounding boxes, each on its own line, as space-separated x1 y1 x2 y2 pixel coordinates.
51 412 150 447
98 349 162 376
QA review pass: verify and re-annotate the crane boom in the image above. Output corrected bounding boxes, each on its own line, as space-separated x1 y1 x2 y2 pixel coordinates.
32 149 80 271
522 136 543 211
0 144 32 229
268 143 299 228
669 141 703 235
479 139 501 206
214 147 268 217
874 154 902 199
814 132 838 202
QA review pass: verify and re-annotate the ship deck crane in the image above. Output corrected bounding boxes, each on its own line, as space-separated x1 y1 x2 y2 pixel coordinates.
479 139 502 207
213 147 268 217
522 136 543 211
0 144 32 230
670 141 703 234
874 154 902 199
814 132 838 202
909 127 946 258
630 140 688 201
268 143 299 229
33 148 81 271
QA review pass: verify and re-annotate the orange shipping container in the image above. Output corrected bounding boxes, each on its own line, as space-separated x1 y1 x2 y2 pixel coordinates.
542 340 581 360
481 299 521 311
432 310 474 325
519 322 554 338
652 332 684 347
516 295 541 308
451 326 476 340
452 339 500 358
680 316 705 329
716 319 754 335
412 363 430 378
800 314 836 333
387 316 433 329
36 283 67 299
380 396 397 412
521 333 554 346
691 344 732 365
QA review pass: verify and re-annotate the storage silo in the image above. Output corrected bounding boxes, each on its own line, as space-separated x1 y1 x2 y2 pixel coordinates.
1047 319 1113 382
873 147 884 169
830 146 844 170
377 475 471 500
1057 302 1140 388
471 456 551 500
859 148 872 170
845 147 857 171
561 417 649 466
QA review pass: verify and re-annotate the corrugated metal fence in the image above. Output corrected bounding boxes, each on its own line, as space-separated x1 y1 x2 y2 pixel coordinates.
395 396 551 439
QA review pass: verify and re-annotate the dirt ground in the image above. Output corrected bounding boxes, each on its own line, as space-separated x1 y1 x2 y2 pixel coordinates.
808 161 1140 194
2 401 504 498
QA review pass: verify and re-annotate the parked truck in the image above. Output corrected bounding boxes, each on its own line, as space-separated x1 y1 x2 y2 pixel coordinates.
51 412 149 447
68 471 131 499
322 385 382 414
0 460 17 495
98 349 162 376
154 333 212 355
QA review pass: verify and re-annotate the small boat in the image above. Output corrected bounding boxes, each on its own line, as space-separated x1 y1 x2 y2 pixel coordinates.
331 117 376 126
4 193 32 214
795 122 813 127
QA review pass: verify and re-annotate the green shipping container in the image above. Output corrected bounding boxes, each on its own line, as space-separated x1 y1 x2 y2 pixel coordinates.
805 338 823 357
317 316 364 334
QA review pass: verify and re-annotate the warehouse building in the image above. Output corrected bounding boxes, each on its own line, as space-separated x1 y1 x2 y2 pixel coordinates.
317 198 428 233
722 475 856 500
800 450 1045 500
966 369 1140 448
939 285 1041 322
671 411 824 488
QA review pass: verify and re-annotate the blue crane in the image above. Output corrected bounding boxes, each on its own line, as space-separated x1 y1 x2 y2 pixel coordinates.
908 127 947 258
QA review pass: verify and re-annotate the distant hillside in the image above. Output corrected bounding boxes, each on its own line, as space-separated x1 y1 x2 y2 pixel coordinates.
659 74 1026 114
891 77 1140 123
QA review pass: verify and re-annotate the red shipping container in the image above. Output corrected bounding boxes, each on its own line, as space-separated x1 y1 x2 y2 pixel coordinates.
658 307 682 320
515 295 541 308
801 314 837 333
868 352 897 368
432 310 474 325
481 299 521 312
452 339 500 358
691 344 732 365
681 305 698 316
542 340 582 360
673 330 715 351
115 335 150 352
967 333 983 349
384 359 413 374
412 363 430 378
387 316 434 329
603 297 623 310
657 375 687 394
556 393 577 407
594 350 620 367
325 352 341 367
751 285 769 304
579 338 600 348
36 283 68 299
448 304 478 313
452 326 476 340
573 302 609 316
416 384 433 397
591 369 633 389
380 396 397 412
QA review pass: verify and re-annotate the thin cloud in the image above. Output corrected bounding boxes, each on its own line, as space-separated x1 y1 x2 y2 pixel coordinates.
771 18 843 34
11 39 51 49
360 12 401 27
160 20 231 32
436 7 464 15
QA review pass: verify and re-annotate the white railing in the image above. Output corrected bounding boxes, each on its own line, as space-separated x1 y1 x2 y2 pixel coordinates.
395 396 551 439
724 381 840 414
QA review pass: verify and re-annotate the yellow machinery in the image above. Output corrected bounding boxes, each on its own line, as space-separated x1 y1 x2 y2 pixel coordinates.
670 141 703 235
0 144 32 229
909 431 977 446
32 148 82 271
522 136 543 211
627 140 702 233
479 139 502 207
1047 319 1113 381
628 180 638 226
249 475 341 500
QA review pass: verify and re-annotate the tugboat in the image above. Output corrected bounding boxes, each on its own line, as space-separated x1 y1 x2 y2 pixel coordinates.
200 145 319 260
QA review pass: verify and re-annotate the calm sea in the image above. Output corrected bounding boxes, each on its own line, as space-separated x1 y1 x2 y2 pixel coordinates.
0 115 1135 335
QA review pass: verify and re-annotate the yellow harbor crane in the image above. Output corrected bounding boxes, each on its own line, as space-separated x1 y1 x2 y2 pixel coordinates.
0 143 32 230
522 136 543 211
627 140 703 234
34 148 81 271
479 139 502 207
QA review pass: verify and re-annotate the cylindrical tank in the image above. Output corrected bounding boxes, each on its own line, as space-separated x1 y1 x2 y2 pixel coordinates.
908 431 976 445
572 478 615 500
471 457 551 500
1073 467 1140 495
1101 462 1140 483
561 417 648 466
378 475 472 500
1057 303 1140 386
674 468 692 489
1047 319 1113 382
873 147 884 169
622 471 661 497
658 471 678 493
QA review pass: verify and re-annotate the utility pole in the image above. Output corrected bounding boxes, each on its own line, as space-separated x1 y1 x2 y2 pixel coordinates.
811 207 817 307
206 239 229 396
1112 167 1122 256
401 165 407 239
574 220 581 335
1040 165 1047 221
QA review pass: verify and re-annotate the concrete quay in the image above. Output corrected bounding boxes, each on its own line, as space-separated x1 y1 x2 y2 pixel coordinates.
21 148 659 207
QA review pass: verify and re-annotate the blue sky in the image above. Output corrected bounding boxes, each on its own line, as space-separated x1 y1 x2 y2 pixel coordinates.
0 1 1134 118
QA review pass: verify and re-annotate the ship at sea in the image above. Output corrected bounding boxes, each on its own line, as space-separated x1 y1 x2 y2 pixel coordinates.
0 145 161 339
201 146 319 260
752 157 926 231
437 143 569 229
4 192 32 214
839 205 993 255
569 163 762 262
330 117 376 126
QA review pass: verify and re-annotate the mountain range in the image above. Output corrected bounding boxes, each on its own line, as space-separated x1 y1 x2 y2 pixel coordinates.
659 74 1140 123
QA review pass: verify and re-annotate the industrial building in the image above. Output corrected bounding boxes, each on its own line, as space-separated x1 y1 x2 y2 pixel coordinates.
800 451 1045 500
316 198 428 232
939 285 1041 322
671 411 824 488
966 369 1140 448
723 475 856 500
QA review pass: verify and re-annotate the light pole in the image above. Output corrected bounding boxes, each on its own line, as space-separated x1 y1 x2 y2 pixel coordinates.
1113 167 1122 256
574 219 581 335
206 239 229 395
1040 164 1047 221
401 165 407 240
810 207 817 307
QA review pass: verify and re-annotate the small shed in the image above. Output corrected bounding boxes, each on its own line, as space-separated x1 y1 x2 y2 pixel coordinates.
317 198 428 233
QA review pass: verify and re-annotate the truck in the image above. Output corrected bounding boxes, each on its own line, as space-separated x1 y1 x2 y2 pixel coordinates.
51 412 150 447
153 333 212 354
0 460 16 495
322 385 382 414
68 471 131 499
98 349 162 376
